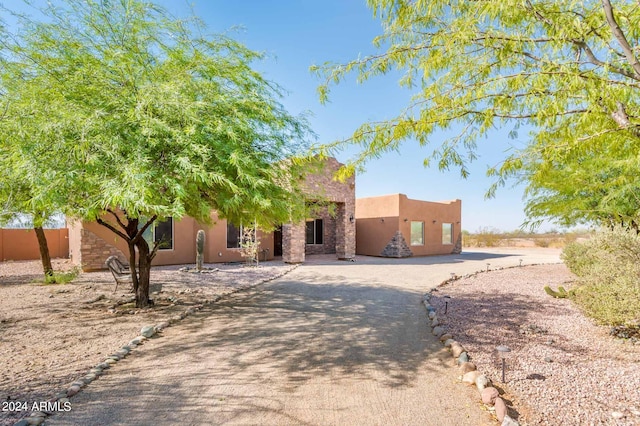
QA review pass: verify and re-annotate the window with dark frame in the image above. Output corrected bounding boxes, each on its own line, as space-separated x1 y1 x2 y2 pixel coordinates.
226 222 241 249
142 217 174 250
305 219 324 245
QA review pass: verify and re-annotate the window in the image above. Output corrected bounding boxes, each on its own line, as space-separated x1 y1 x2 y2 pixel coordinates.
227 222 241 249
142 217 174 250
410 221 424 245
226 222 255 249
442 223 453 244
305 219 323 245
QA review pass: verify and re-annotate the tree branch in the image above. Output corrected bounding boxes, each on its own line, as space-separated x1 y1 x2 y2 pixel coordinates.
131 214 157 244
96 217 130 241
601 0 640 78
106 208 128 231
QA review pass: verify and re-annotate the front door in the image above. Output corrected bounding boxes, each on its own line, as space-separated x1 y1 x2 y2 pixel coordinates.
273 226 283 256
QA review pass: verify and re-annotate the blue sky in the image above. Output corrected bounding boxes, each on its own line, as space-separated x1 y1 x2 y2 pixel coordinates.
156 0 539 233
9 0 546 232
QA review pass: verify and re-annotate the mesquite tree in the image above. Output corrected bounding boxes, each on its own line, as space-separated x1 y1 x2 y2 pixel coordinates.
315 0 640 229
1 0 311 306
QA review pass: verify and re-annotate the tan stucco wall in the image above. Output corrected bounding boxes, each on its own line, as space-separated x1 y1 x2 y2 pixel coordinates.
355 194 461 257
69 212 276 271
0 228 69 261
398 195 461 256
354 216 400 257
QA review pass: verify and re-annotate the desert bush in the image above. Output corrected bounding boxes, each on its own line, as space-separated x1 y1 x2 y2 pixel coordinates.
534 237 551 247
42 267 79 285
468 227 502 247
561 226 640 325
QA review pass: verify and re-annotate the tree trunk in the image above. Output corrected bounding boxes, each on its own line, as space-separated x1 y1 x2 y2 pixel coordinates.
135 239 152 308
34 226 54 280
128 241 138 294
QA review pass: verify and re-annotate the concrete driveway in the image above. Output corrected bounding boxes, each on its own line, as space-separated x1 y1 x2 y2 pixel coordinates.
48 248 561 425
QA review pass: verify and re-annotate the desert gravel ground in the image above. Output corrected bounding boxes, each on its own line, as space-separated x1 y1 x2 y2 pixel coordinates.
0 259 296 426
430 264 640 426
44 248 558 426
3 248 635 426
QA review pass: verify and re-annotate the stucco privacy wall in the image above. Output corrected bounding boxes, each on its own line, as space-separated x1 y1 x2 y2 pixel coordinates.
355 194 461 257
68 213 276 271
283 157 356 263
0 228 69 261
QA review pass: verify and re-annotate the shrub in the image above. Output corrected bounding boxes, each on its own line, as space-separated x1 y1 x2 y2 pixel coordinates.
561 226 640 326
42 267 79 285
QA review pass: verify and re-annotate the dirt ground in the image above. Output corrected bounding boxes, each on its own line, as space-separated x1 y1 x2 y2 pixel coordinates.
0 259 296 426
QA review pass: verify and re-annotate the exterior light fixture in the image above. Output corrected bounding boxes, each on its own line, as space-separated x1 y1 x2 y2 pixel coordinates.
349 214 354 223
380 218 385 223
519 259 523 267
432 220 437 224
404 218 408 222
450 272 456 280
496 345 512 382
443 295 451 314
486 263 491 272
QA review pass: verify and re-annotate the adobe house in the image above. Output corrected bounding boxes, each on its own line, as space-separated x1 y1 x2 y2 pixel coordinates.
355 194 461 258
67 157 355 270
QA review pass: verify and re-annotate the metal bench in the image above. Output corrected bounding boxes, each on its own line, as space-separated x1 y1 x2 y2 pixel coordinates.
105 256 134 292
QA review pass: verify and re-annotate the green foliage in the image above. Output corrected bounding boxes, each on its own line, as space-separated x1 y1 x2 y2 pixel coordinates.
0 0 313 306
561 226 640 325
315 0 640 228
41 267 80 285
543 285 573 299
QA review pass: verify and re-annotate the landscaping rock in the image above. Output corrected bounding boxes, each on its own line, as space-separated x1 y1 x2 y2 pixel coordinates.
66 384 81 397
431 317 439 327
439 333 453 342
462 370 482 384
129 339 142 347
432 326 445 337
154 322 170 332
476 374 490 391
481 386 500 405
502 415 520 426
140 325 156 338
26 416 45 425
14 420 30 426
443 339 455 348
494 397 508 422
459 362 477 374
457 352 469 364
428 311 436 320
451 343 465 358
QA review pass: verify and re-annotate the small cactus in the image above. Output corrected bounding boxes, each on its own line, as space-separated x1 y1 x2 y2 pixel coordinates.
196 229 205 271
544 285 575 298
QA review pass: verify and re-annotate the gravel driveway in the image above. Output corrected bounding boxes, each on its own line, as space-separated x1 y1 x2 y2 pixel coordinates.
46 248 561 426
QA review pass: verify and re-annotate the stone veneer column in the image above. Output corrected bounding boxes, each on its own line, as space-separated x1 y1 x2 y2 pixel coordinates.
282 222 305 263
79 229 127 271
335 202 356 259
